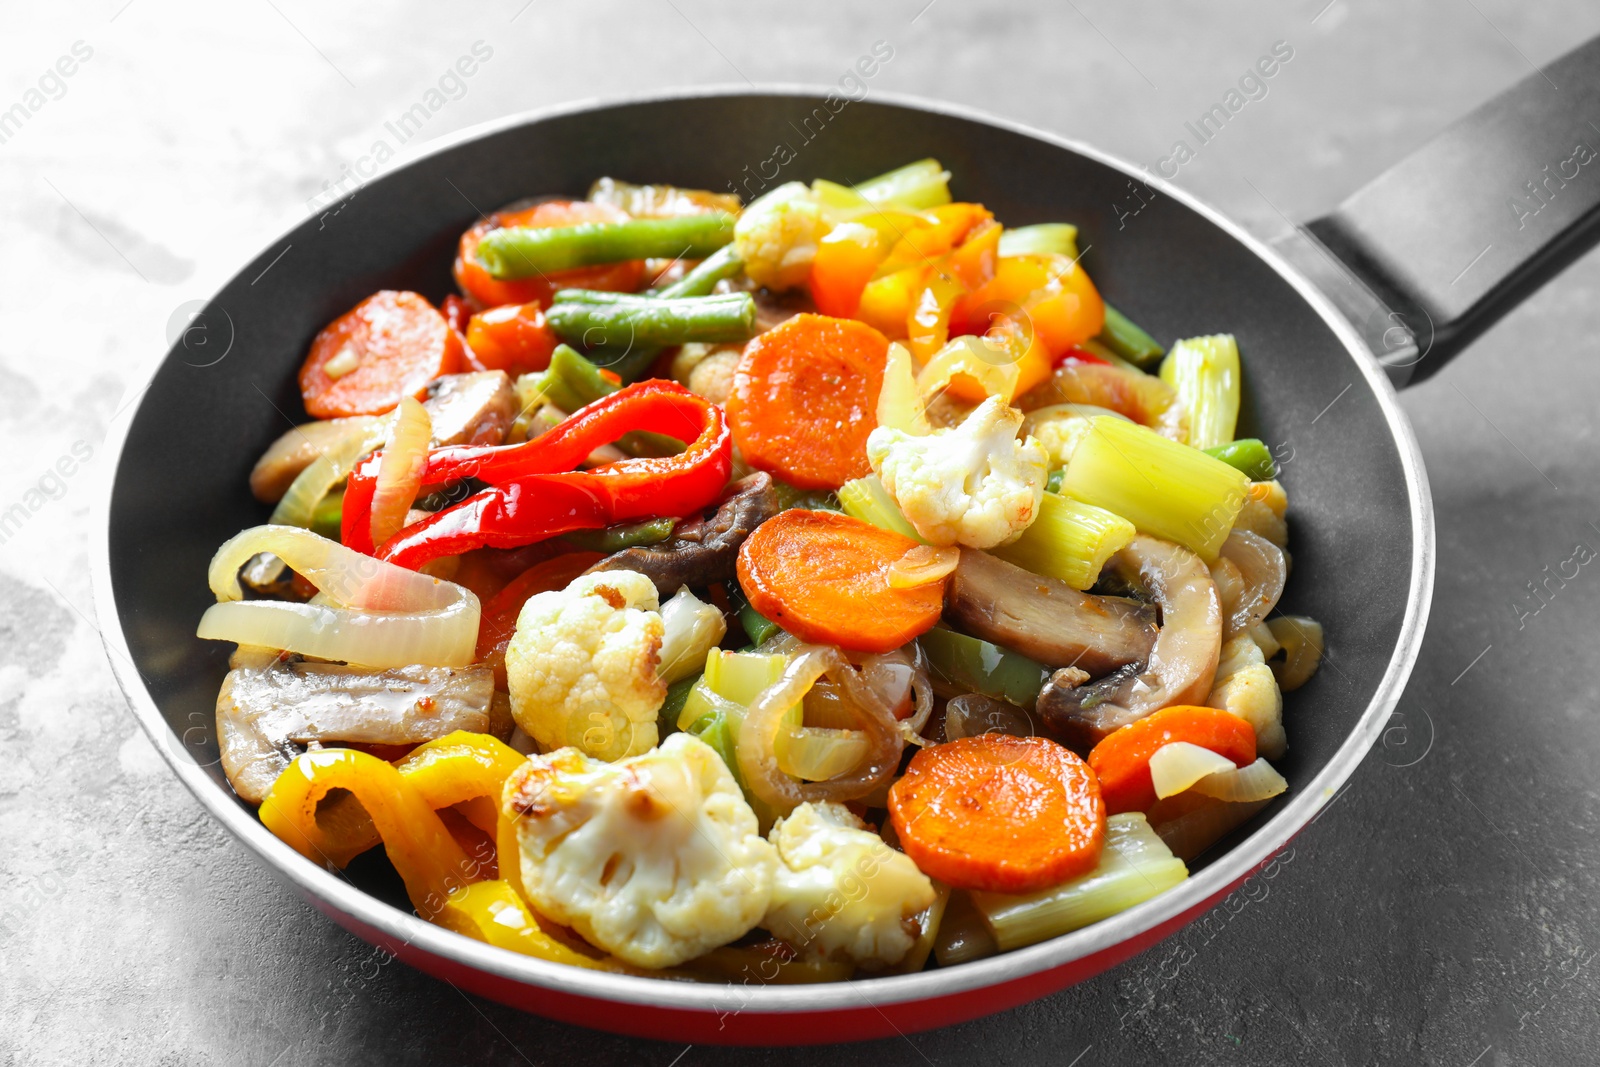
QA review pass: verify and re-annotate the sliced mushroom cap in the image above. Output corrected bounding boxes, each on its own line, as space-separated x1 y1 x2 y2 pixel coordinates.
423 370 516 448
944 548 1157 677
1037 534 1222 753
586 472 780 598
216 651 497 804
247 372 515 505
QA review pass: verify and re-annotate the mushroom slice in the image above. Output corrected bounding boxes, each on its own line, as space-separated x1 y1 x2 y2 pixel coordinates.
587 472 781 599
216 653 496 804
245 372 515 506
423 370 516 447
944 549 1157 677
1037 535 1223 753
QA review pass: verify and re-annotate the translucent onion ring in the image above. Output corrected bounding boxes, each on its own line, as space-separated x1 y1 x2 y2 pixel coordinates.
368 396 433 549
198 525 480 668
270 417 391 529
737 644 905 812
1218 529 1287 639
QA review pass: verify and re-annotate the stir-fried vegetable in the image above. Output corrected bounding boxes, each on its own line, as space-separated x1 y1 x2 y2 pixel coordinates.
727 314 889 490
477 213 736 279
991 490 1136 590
546 290 756 347
1205 437 1276 480
198 525 481 668
998 222 1079 259
736 509 946 653
1094 304 1164 366
1087 705 1257 815
1160 333 1241 450
889 734 1107 893
970 813 1187 951
1060 415 1249 561
299 291 464 419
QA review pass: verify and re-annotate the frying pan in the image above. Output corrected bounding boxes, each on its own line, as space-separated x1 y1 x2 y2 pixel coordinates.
91 35 1600 1044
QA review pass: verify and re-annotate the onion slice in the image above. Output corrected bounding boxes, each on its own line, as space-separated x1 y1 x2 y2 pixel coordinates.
1148 741 1238 800
198 525 480 668
1267 615 1324 691
887 545 960 590
1189 757 1288 803
270 417 392 528
1217 530 1287 639
737 644 905 812
368 396 433 548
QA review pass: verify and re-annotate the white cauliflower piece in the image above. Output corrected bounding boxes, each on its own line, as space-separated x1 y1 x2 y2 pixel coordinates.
1207 633 1285 759
732 181 829 291
761 802 935 968
506 733 776 969
504 569 665 761
867 395 1049 548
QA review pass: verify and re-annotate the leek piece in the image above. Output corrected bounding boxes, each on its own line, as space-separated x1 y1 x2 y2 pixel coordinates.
657 674 700 737
916 626 1050 709
992 491 1136 590
838 475 927 544
1060 415 1248 561
1160 333 1240 450
1095 304 1165 367
972 813 1188 951
679 650 798 826
852 158 953 210
1204 437 1276 481
999 223 1079 260
1148 741 1237 799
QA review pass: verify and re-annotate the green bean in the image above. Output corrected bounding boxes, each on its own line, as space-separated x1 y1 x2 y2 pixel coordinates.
726 583 781 648
561 516 679 553
528 343 616 412
1203 438 1276 481
545 293 756 348
477 214 736 278
654 245 745 298
1095 304 1164 367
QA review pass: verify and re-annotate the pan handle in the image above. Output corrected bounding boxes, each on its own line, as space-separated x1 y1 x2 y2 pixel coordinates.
1278 35 1600 387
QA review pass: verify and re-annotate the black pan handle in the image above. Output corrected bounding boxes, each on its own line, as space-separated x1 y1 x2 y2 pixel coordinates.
1276 35 1600 386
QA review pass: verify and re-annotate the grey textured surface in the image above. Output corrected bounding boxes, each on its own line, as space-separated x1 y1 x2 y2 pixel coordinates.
4 1 1600 1064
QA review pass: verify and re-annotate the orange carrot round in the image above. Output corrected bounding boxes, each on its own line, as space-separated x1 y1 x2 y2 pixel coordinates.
726 314 888 490
299 290 463 418
1087 705 1257 815
473 551 603 688
452 200 645 309
889 734 1107 894
735 509 943 653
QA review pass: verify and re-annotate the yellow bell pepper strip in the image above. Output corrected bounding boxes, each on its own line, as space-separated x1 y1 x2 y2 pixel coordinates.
905 221 1003 362
260 748 483 922
395 731 526 834
873 202 993 278
857 263 928 339
437 880 636 972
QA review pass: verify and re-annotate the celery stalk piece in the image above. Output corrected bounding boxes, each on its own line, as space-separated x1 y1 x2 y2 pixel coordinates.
992 492 1136 590
1060 415 1248 561
1160 333 1241 450
838 474 928 544
1095 304 1165 366
971 813 1188 951
678 649 799 826
852 158 953 210
998 223 1080 260
776 726 870 781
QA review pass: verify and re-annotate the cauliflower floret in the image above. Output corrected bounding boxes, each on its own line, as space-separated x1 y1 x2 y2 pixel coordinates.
504 570 665 761
1207 633 1285 759
867 395 1049 548
761 802 935 968
506 733 776 969
732 181 829 291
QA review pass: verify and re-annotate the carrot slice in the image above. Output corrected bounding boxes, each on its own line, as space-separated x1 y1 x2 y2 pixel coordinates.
889 734 1107 894
726 314 888 490
1087 705 1257 816
453 200 645 309
465 301 557 376
299 290 464 418
736 509 943 653
473 551 604 688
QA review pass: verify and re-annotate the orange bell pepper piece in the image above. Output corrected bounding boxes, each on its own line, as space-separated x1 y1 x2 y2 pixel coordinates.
873 203 993 278
857 263 928 340
810 222 891 317
955 253 1105 359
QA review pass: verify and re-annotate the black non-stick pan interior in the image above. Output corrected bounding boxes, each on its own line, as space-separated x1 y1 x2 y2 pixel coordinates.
107 93 1414 898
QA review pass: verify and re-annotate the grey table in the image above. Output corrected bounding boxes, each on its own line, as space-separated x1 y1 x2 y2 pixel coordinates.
3 1 1598 1063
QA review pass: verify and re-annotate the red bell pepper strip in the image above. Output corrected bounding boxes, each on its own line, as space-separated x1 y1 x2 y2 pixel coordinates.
341 380 731 570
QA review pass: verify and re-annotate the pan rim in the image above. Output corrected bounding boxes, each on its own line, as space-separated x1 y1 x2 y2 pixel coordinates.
89 83 1435 1017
